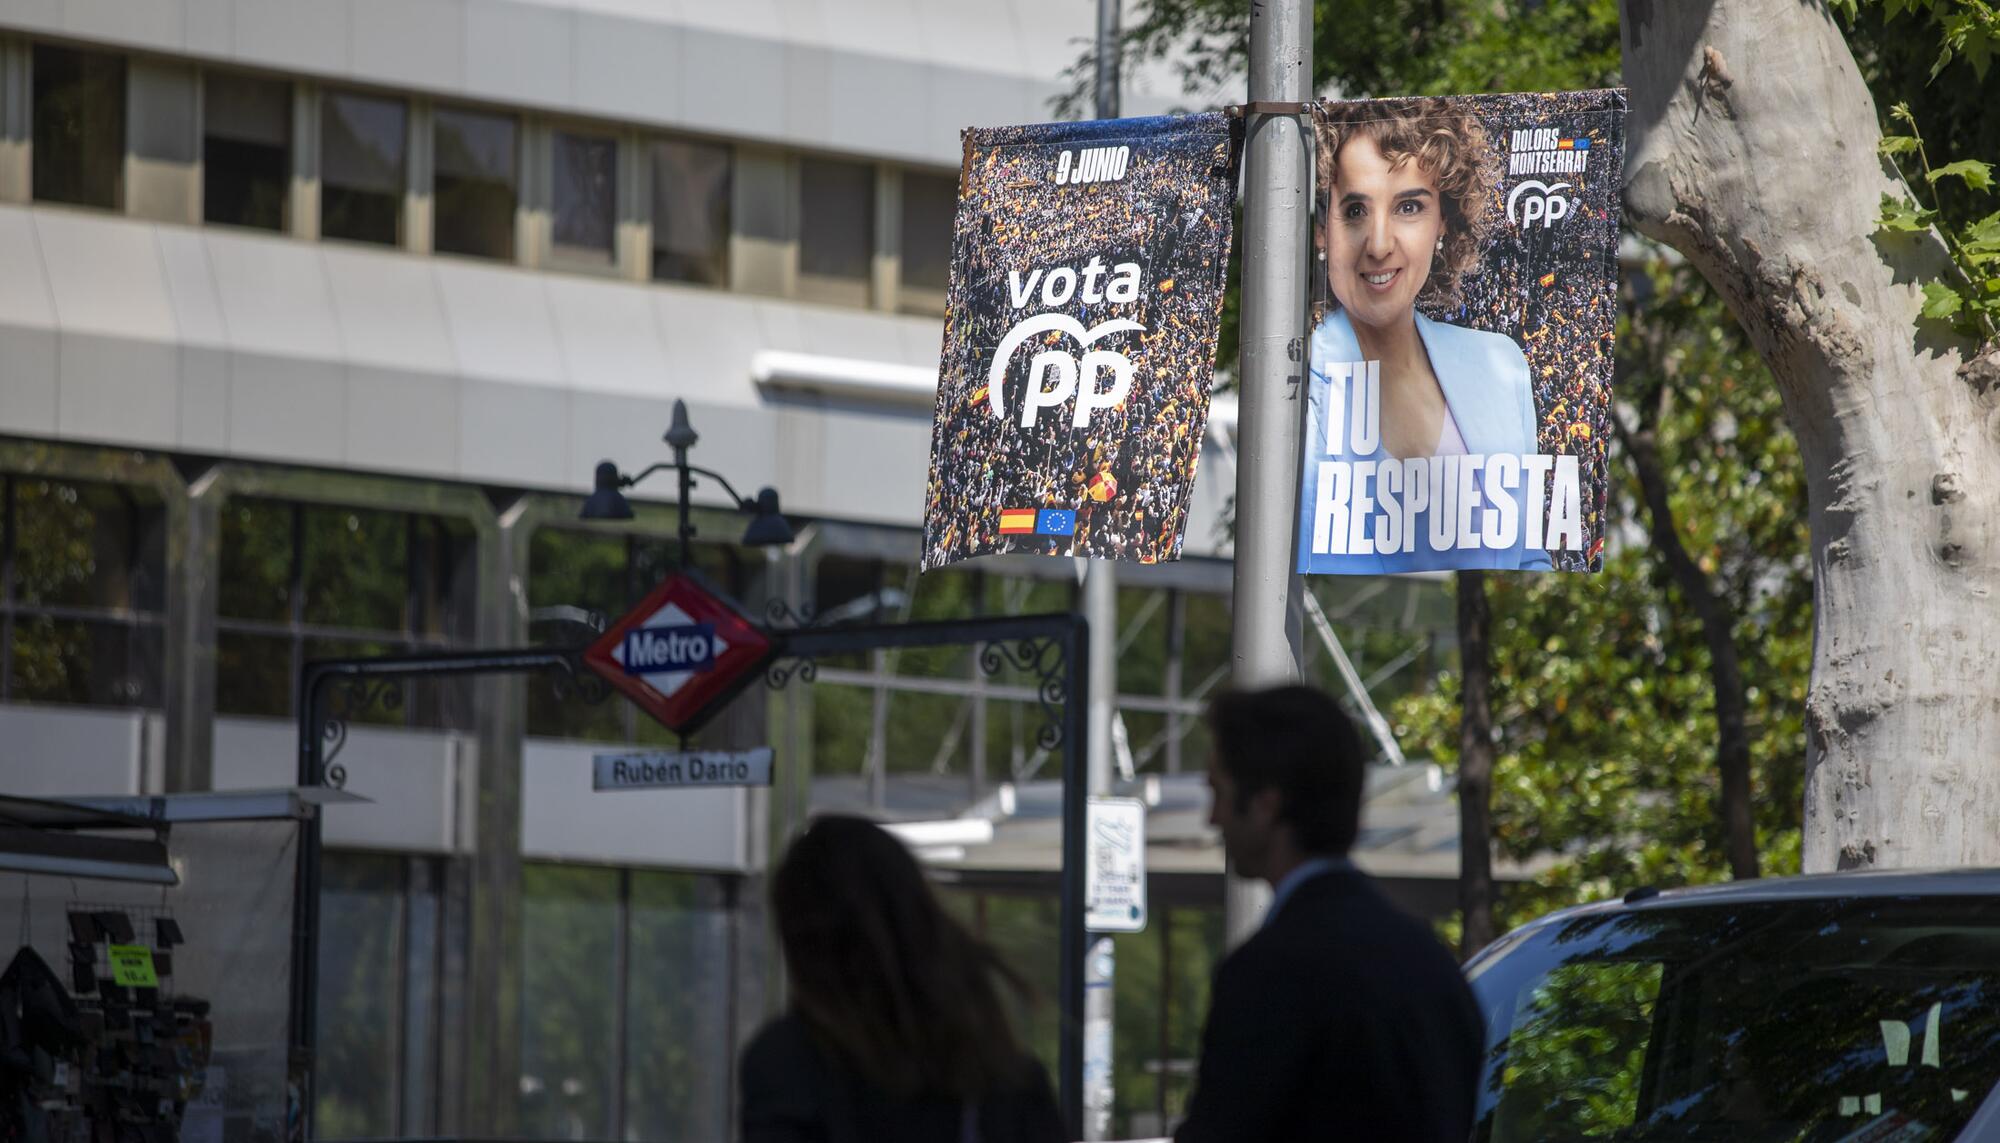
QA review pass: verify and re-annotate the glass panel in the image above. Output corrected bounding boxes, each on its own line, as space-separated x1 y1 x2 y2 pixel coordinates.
650 139 730 286
8 616 161 706
315 853 403 1140
527 527 625 739
966 892 1060 1080
301 505 408 632
809 683 872 781
1471 898 2000 1142
1161 905 1223 1128
884 691 972 779
520 865 619 1141
31 43 125 209
899 171 956 307
552 129 616 258
402 860 441 1134
322 90 406 246
214 631 292 717
1116 587 1170 696
219 498 295 623
12 478 164 612
1180 592 1232 697
798 157 874 305
1112 925 1162 1138
434 107 517 261
204 71 292 231
624 873 732 1141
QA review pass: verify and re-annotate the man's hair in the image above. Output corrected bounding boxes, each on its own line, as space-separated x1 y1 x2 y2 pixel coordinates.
1206 685 1368 855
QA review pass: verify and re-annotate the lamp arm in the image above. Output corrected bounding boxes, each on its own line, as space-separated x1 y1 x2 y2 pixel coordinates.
683 465 758 511
620 461 676 489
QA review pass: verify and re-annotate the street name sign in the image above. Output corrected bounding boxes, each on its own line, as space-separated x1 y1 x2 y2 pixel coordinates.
582 573 773 734
592 747 775 790
1085 796 1147 933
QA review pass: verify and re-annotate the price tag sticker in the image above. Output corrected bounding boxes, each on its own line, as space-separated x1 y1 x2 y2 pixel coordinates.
108 944 158 987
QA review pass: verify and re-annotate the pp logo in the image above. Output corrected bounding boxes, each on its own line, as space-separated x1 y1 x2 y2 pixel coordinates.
988 314 1145 428
1507 180 1576 229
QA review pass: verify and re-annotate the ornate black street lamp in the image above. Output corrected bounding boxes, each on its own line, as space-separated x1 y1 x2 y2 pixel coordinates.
580 398 795 562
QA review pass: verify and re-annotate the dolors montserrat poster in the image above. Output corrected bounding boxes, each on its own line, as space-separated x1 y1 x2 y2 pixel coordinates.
922 114 1239 571
1298 90 1626 574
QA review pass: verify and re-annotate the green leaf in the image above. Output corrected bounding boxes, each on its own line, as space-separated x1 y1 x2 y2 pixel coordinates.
1891 101 1919 129
1877 193 1936 233
1931 44 1956 81
1920 281 1965 320
1885 0 1911 19
1927 159 1995 192
1878 135 1922 156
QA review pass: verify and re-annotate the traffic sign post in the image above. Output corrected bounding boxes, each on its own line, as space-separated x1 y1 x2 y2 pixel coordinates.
1084 796 1147 933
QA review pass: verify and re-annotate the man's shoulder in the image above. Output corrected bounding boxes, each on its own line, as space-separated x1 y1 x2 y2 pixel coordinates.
1271 873 1460 963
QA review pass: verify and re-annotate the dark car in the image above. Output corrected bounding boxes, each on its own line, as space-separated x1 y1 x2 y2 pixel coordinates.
1463 869 2000 1142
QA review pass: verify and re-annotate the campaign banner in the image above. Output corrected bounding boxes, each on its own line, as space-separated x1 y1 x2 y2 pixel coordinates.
922 114 1239 571
1298 89 1626 575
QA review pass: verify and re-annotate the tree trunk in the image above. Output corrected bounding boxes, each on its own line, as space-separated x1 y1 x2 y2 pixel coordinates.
1614 402 1759 879
1621 0 2000 870
1457 570 1497 956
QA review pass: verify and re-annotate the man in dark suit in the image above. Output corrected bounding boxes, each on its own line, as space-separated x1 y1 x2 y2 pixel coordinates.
1175 685 1485 1143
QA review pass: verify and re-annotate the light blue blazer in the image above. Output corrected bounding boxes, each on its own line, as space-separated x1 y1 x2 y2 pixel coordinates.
1297 309 1552 574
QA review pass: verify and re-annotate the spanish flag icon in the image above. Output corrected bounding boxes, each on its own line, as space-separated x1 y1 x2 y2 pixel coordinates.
1000 508 1037 534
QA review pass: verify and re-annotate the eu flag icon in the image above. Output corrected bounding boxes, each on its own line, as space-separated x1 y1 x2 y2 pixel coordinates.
1036 509 1077 536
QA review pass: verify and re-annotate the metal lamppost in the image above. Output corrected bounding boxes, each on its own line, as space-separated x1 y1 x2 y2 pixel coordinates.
579 398 796 558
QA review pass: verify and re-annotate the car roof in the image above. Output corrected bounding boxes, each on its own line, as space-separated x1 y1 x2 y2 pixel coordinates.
1488 867 2000 953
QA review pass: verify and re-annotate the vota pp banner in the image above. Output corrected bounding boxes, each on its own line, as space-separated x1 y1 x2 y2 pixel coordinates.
1299 89 1626 575
922 114 1239 571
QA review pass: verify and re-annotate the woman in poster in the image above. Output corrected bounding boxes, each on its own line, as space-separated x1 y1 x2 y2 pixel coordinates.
1306 97 1550 572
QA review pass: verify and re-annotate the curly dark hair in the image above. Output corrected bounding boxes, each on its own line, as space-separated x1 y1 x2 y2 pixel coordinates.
1313 96 1503 311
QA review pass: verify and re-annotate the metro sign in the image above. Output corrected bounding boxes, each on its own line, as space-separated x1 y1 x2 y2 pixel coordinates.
582 573 773 735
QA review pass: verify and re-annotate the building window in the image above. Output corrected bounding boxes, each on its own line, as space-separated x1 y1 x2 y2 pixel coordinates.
316 852 445 1138
798 157 875 306
204 70 292 231
899 171 957 315
31 43 125 210
650 139 730 287
433 106 517 261
521 865 733 1142
321 90 407 247
551 127 616 263
213 498 477 725
0 476 166 707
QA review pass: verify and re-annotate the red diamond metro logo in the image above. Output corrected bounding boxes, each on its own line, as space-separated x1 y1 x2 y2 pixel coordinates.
583 573 773 735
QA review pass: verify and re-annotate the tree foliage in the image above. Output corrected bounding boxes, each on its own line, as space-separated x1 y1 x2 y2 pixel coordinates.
1391 261 1813 926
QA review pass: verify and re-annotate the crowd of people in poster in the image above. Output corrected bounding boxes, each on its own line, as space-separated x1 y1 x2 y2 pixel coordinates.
922 91 1624 577
921 113 1238 570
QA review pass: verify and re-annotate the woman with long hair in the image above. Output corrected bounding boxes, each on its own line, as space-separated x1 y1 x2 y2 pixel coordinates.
741 815 1063 1143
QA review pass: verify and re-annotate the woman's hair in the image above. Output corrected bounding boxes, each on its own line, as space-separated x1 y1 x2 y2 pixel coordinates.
771 814 1032 1099
1313 96 1502 310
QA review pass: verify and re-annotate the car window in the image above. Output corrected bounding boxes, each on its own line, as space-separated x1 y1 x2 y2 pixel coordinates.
1470 897 2000 1142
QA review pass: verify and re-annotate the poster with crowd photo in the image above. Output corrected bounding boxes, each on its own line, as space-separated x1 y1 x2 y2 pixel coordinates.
1297 89 1626 575
921 114 1239 571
